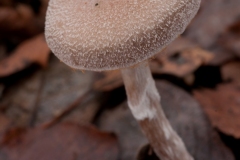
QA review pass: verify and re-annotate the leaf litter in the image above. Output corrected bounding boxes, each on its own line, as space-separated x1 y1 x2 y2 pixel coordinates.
0 123 119 160
0 34 50 77
0 0 240 159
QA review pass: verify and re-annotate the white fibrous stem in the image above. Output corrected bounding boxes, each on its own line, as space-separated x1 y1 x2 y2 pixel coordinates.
121 61 193 160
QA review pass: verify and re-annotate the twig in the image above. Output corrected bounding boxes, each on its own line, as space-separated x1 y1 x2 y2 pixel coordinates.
41 89 94 129
29 71 45 127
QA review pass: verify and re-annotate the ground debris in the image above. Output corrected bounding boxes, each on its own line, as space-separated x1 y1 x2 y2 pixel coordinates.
0 34 50 77
0 123 119 160
194 83 240 139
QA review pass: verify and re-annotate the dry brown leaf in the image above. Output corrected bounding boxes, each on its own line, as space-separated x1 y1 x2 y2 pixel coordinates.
151 47 214 77
0 56 95 127
150 37 214 77
34 57 94 126
221 61 240 85
0 34 50 77
194 83 240 138
0 4 41 36
0 123 119 160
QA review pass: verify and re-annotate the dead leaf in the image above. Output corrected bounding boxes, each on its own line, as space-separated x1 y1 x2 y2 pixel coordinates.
0 56 97 130
151 47 214 77
0 4 40 36
221 61 240 85
0 56 95 127
150 37 214 77
0 34 50 77
0 123 119 160
34 57 95 126
194 83 240 138
42 90 97 128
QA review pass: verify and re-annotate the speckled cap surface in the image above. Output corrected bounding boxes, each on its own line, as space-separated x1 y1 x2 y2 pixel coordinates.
45 0 201 71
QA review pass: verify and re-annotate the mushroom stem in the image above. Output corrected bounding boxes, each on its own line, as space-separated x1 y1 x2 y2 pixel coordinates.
121 61 193 160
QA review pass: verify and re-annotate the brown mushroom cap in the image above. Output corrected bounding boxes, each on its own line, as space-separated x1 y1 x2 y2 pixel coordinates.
45 0 200 71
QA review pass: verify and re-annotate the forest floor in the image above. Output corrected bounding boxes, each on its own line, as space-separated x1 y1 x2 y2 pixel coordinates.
0 0 240 160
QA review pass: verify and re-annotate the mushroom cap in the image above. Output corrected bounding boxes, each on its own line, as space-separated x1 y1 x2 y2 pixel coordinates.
45 0 201 71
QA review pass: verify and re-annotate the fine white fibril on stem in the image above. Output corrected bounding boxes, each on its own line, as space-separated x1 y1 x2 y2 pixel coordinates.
121 61 193 160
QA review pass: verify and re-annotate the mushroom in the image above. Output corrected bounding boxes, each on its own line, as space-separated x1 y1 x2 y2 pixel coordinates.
45 0 201 159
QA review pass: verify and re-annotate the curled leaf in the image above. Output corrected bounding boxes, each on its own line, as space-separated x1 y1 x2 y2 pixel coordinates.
0 34 50 77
